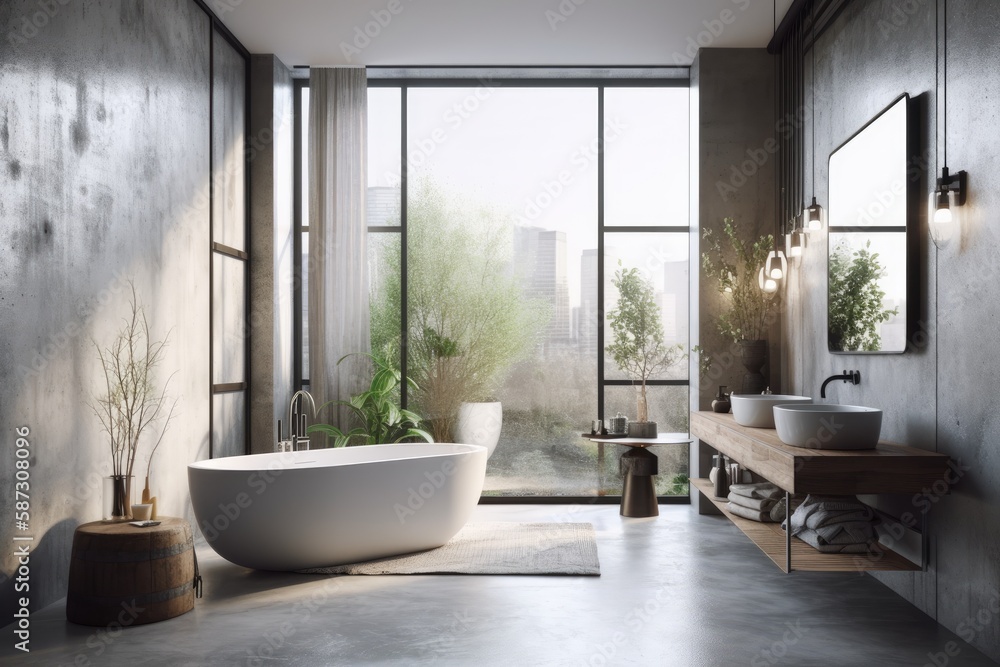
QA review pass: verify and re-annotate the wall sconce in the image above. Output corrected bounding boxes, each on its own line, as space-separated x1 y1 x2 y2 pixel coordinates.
758 267 778 294
929 167 966 248
930 0 968 250
766 249 787 280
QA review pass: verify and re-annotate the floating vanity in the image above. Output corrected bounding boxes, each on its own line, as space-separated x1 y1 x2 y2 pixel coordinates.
691 411 951 573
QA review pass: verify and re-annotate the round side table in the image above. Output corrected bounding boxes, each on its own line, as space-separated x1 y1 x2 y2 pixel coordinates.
66 517 196 626
582 433 694 518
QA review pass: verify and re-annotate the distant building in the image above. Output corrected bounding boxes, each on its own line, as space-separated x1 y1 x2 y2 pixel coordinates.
515 226 571 347
367 186 399 227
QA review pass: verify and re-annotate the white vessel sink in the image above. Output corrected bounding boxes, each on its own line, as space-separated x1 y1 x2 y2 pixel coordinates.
773 404 882 450
730 394 812 428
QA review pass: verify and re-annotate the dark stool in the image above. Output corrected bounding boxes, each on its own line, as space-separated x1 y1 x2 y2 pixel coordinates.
620 448 659 517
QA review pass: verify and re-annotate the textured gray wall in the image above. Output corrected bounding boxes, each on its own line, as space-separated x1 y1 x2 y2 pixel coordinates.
784 0 999 660
0 0 215 615
690 49 777 508
248 55 295 455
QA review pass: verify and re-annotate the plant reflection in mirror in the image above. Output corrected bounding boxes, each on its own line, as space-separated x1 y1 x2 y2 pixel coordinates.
828 240 899 352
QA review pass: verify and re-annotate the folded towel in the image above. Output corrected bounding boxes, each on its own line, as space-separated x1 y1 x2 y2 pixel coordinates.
727 491 777 512
795 527 876 553
792 496 876 532
785 494 879 535
729 482 784 501
811 521 878 545
727 502 777 523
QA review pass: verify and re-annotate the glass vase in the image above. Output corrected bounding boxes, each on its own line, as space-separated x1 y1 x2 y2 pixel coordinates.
103 475 134 522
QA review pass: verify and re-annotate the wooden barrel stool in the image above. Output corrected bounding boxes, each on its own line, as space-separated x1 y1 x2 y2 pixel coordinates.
66 517 196 626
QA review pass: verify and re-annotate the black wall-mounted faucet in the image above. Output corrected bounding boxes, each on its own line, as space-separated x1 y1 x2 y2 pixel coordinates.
821 370 861 398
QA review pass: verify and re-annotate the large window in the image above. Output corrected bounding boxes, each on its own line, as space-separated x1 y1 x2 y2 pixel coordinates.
296 73 690 499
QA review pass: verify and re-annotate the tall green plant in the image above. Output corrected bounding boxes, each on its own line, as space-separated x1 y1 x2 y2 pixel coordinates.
702 217 776 342
828 241 898 351
370 180 547 441
606 265 684 423
307 354 432 447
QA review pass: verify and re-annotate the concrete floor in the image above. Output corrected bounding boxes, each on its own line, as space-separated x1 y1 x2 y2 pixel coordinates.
2 504 996 667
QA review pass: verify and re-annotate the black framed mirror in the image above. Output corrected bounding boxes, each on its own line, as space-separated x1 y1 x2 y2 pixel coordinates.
827 94 915 354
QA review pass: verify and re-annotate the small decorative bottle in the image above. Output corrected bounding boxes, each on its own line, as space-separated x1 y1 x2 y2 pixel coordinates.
713 454 730 499
711 386 731 413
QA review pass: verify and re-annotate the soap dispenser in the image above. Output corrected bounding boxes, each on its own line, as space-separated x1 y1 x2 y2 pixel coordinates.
711 386 731 413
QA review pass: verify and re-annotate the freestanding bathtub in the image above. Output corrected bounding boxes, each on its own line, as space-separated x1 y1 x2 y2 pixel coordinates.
188 443 486 571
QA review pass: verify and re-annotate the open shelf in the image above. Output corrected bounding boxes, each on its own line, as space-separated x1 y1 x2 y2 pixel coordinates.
692 478 920 573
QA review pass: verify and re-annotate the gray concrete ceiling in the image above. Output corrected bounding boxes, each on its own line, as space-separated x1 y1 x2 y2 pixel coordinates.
216 0 796 67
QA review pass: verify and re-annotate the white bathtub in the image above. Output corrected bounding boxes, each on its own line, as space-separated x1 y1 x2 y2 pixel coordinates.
188 443 486 571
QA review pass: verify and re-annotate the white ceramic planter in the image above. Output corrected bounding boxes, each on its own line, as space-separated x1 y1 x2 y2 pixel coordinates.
455 401 503 459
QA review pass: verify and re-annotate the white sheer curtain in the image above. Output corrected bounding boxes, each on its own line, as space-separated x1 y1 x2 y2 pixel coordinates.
308 67 369 429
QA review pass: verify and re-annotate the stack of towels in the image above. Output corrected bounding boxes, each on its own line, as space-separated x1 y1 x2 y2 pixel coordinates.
783 495 880 553
727 483 785 523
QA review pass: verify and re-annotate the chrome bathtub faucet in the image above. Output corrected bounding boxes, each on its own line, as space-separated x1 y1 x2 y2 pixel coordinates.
277 390 317 452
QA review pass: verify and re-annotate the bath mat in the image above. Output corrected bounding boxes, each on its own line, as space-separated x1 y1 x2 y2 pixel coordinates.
298 522 600 576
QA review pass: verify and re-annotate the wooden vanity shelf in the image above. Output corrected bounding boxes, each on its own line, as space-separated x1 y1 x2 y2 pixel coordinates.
691 411 951 573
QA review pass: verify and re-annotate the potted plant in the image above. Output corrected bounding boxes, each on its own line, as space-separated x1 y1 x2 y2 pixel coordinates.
701 218 777 394
89 282 177 521
370 180 546 450
606 264 685 438
307 353 433 447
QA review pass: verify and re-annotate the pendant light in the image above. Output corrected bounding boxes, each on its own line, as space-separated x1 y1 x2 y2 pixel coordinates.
766 249 788 280
804 0 825 234
929 0 967 249
786 216 804 258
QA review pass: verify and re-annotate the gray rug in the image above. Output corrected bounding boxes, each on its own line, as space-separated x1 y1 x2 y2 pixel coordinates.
299 522 600 576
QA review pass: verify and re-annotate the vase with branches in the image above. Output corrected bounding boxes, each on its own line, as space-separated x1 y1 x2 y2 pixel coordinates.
90 283 177 521
701 217 778 393
606 264 685 436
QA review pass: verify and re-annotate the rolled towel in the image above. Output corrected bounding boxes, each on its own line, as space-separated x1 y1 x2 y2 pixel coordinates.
727 491 777 512
727 502 777 523
728 482 784 501
768 495 803 523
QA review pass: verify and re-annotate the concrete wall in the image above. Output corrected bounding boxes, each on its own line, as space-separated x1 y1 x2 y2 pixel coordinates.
0 0 237 615
689 49 777 508
784 0 1000 660
248 55 295 455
